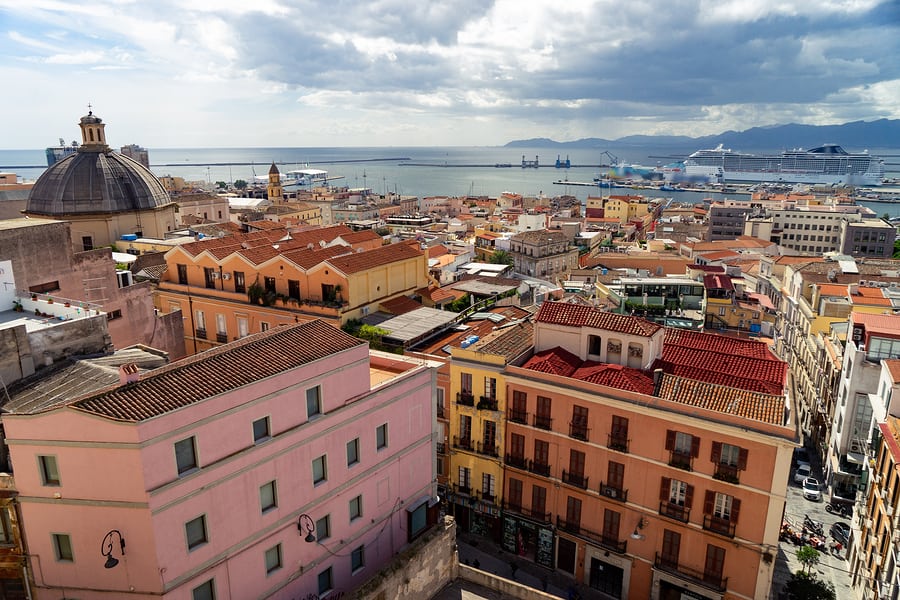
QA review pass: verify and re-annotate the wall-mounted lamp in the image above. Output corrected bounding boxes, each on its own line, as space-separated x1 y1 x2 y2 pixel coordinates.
101 529 126 569
631 517 648 540
298 514 316 543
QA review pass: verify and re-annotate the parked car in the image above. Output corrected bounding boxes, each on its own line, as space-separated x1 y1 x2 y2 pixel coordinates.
793 447 811 467
830 521 851 545
803 477 822 501
794 463 812 484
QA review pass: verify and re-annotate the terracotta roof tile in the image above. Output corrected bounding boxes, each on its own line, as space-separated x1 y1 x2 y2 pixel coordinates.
68 321 363 422
325 242 423 275
380 296 422 315
885 360 900 384
523 346 581 376
536 302 662 337
471 322 534 361
571 361 655 395
657 373 784 424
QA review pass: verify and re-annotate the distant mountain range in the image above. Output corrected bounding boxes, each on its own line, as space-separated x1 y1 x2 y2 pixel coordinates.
505 119 900 151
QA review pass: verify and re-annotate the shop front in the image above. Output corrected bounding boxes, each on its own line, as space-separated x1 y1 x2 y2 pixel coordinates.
501 512 555 569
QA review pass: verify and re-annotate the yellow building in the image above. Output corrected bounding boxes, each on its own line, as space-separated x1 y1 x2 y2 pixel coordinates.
154 225 428 354
603 195 654 225
448 322 533 536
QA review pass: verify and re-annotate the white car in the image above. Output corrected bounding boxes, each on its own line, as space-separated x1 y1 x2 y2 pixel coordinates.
803 477 822 501
794 463 812 484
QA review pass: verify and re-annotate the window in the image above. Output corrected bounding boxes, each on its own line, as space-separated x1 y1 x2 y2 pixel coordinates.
534 396 552 429
602 509 621 540
460 372 472 394
306 386 322 418
661 529 681 566
482 473 495 501
588 334 602 355
264 276 276 293
52 533 73 561
484 376 496 399
609 415 629 451
376 423 388 450
0 508 12 544
237 316 249 338
175 437 198 475
288 279 300 301
347 438 360 466
349 495 363 521
666 430 699 469
185 515 208 550
38 455 60 486
204 267 216 289
705 491 741 523
177 264 189 285
508 478 523 509
192 580 215 600
565 496 582 529
458 466 471 493
252 417 270 443
532 485 547 516
260 481 277 513
265 544 282 574
318 567 333 595
316 515 330 541
351 545 365 572
534 439 550 471
312 455 327 485
704 545 726 583
233 271 246 293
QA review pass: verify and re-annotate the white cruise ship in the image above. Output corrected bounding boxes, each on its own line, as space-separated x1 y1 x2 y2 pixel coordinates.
683 143 885 186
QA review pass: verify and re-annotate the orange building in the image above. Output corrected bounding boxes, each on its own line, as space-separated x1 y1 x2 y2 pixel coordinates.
154 224 429 354
450 301 797 600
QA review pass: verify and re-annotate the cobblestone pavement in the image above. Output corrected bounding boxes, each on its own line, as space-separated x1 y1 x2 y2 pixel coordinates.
772 450 855 599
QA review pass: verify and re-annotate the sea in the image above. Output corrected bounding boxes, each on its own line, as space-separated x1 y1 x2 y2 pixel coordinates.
2 145 900 217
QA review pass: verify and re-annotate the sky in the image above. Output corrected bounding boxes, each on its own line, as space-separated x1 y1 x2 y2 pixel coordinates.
1 0 899 148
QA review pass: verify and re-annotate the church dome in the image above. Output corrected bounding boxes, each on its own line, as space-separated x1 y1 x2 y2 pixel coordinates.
26 111 171 216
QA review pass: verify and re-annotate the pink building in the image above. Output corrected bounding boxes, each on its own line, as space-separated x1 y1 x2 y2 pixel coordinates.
3 321 438 599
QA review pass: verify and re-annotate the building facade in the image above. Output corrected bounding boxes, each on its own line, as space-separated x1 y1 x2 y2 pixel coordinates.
2 321 438 599
508 229 579 280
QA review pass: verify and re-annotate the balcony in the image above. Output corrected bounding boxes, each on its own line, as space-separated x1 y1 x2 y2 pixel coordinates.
505 453 528 470
556 516 581 535
216 332 228 343
599 482 628 503
659 501 691 523
607 434 629 453
569 422 589 442
654 553 727 593
713 463 740 484
454 483 472 496
668 450 693 471
477 396 499 411
562 469 589 489
436 442 446 455
508 408 528 424
529 460 551 477
533 414 553 430
477 441 498 457
456 392 475 407
453 436 473 451
503 501 551 523
703 514 736 538
436 403 446 419
478 490 496 504
195 328 207 339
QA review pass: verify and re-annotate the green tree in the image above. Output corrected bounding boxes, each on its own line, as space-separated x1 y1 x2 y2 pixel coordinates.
488 250 513 266
795 545 820 574
215 181 228 189
784 571 836 600
234 179 248 190
893 238 900 259
446 293 471 313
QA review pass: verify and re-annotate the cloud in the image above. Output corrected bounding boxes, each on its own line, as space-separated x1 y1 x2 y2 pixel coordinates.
0 0 897 146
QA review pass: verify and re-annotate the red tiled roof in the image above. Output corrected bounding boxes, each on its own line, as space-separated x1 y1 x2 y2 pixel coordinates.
68 321 363 421
523 346 581 376
428 245 449 258
380 296 422 315
325 241 423 275
703 273 735 291
535 302 662 337
852 312 900 336
657 373 784 424
655 329 785 395
571 361 655 395
886 360 900 384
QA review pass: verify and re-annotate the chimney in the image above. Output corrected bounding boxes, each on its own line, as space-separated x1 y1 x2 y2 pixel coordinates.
652 368 664 397
119 363 140 385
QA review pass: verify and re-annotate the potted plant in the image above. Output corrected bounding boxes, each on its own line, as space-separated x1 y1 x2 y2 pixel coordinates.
64 301 71 307
46 297 53 304
31 293 37 301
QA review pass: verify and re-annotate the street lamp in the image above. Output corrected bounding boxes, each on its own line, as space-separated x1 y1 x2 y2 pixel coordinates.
101 529 126 569
298 514 316 543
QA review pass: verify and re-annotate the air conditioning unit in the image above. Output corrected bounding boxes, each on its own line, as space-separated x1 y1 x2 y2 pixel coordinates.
892 529 900 543
361 306 369 316
211 272 220 279
222 273 231 280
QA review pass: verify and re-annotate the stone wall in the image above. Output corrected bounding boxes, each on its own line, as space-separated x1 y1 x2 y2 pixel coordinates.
349 516 558 600
351 516 458 600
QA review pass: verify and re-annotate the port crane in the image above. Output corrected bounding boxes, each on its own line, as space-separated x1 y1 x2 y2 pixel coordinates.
599 150 619 167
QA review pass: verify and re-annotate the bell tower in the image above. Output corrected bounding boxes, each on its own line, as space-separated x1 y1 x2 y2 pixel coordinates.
267 162 283 204
78 105 109 151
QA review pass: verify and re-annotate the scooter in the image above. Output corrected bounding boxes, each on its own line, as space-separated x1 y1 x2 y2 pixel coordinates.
826 502 853 519
804 514 824 537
